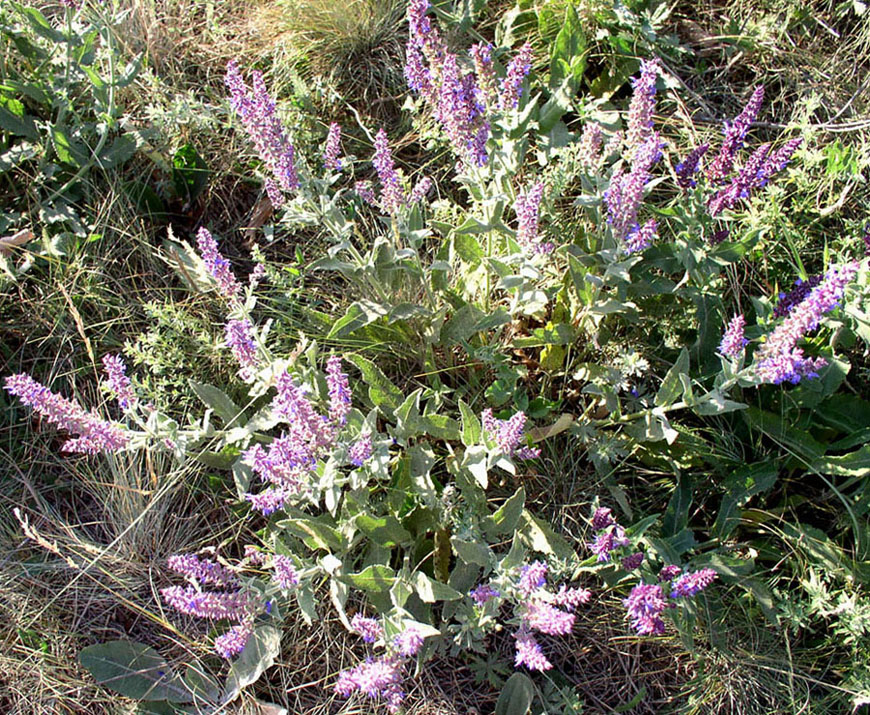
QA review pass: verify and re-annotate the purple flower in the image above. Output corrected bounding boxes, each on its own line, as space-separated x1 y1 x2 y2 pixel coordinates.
373 128 407 215
249 263 267 287
196 227 243 303
624 218 657 255
622 552 645 571
482 408 536 456
588 525 629 562
774 276 822 319
707 85 765 183
710 228 730 245
334 655 406 712
470 583 500 606
515 182 546 252
499 42 533 110
718 314 748 358
272 371 334 449
552 585 591 611
604 133 661 244
404 41 432 95
225 319 259 380
469 42 496 109
354 181 377 205
626 59 659 160
518 560 548 595
591 507 616 531
102 354 136 410
348 432 373 466
513 626 552 671
326 355 351 427
393 627 424 657
352 614 384 643
244 545 265 564
167 554 238 587
225 61 299 201
160 585 256 621
754 261 858 384
323 122 343 171
4 373 129 454
658 565 682 581
523 601 575 635
761 137 802 179
434 54 489 167
410 176 433 204
670 568 717 598
272 554 299 590
245 486 292 515
623 582 667 635
863 224 870 254
214 621 253 659
577 122 603 170
675 144 708 189
707 143 772 216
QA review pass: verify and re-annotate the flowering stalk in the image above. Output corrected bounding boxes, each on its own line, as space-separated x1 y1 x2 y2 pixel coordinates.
707 86 764 183
499 43 533 110
322 122 343 172
625 58 659 161
196 227 243 303
102 354 136 410
481 408 540 459
225 319 260 380
718 314 748 358
5 374 129 454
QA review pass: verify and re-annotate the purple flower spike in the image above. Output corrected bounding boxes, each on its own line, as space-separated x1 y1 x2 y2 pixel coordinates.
470 42 496 108
622 552 645 571
410 176 433 204
552 585 591 611
4 373 129 454
499 42 533 110
626 58 659 160
325 355 351 427
513 626 552 671
623 582 667 635
225 319 259 380
355 181 377 205
272 554 300 590
675 144 708 189
658 564 682 581
515 182 545 251
708 86 765 183
197 227 243 303
481 408 538 457
393 627 424 657
323 122 343 172
225 62 299 200
160 585 256 621
591 507 616 531
670 568 717 598
351 614 384 644
718 314 748 358
470 583 500 606
373 128 407 215
523 601 575 635
214 621 253 659
518 560 548 595
774 276 822 319
624 218 657 255
167 553 238 587
348 432 373 466
577 122 603 170
102 354 136 410
754 261 858 384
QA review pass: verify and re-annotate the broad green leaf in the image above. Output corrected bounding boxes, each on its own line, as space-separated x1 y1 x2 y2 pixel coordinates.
810 445 870 477
462 445 488 489
549 4 586 89
655 348 690 407
188 380 243 425
340 565 397 593
459 399 482 446
277 515 344 551
713 463 778 540
451 537 492 567
171 143 209 204
346 354 403 413
98 135 137 170
327 300 388 339
487 487 525 536
355 514 411 548
224 626 281 701
518 511 575 560
495 672 535 715
662 474 692 537
51 125 89 167
693 390 747 415
182 665 220 703
0 96 38 140
421 413 461 441
413 572 463 602
79 641 190 702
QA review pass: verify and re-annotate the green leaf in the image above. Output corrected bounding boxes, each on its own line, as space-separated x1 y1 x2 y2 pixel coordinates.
413 572 463 603
0 96 38 140
355 514 411 548
51 125 89 167
451 537 492 567
810 445 870 477
487 487 525 536
459 399 482 446
188 380 243 425
462 445 488 489
662 474 692 537
79 641 190 702
693 390 747 415
224 626 281 702
655 348 690 407
327 300 388 338
98 135 137 170
495 672 535 715
182 665 220 703
277 515 344 551
346 354 403 413
15 4 66 43
712 463 778 540
421 413 461 441
518 511 575 560
171 143 209 204
549 3 586 88
340 565 397 593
